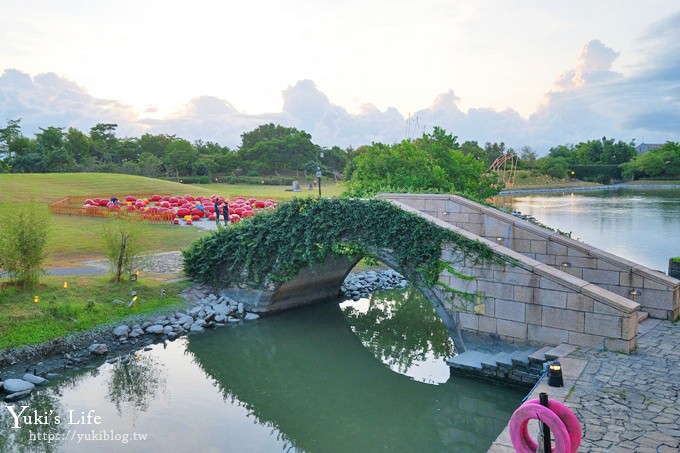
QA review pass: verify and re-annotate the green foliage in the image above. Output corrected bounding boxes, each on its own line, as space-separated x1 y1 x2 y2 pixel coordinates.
537 156 568 179
344 127 502 198
102 219 143 282
0 203 50 288
570 165 622 183
238 123 320 174
182 197 498 292
622 142 680 179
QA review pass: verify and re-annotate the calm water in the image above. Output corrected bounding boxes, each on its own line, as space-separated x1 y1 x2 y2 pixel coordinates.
495 186 680 273
0 289 524 453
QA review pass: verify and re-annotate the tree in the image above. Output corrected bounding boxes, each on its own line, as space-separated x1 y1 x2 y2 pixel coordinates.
238 124 318 174
163 139 198 178
89 123 119 163
460 140 485 161
621 142 680 179
66 127 92 167
0 203 50 288
138 152 163 177
344 127 502 199
102 219 142 282
538 156 569 179
0 119 23 159
483 142 507 166
519 146 538 168
138 133 175 159
35 126 74 172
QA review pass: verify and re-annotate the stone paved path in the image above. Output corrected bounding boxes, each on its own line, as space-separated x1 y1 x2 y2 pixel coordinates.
490 318 680 452
566 319 680 452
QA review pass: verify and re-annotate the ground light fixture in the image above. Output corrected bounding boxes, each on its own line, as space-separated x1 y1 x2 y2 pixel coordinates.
548 361 564 387
33 296 39 303
63 281 68 289
128 291 138 308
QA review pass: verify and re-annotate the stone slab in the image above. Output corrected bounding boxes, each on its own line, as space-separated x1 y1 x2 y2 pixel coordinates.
528 346 554 364
446 351 489 370
544 343 577 360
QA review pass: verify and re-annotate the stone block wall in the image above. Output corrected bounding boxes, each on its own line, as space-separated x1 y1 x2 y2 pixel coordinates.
381 193 680 321
381 196 646 353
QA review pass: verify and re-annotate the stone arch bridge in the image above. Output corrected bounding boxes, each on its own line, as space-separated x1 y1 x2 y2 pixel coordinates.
184 194 679 354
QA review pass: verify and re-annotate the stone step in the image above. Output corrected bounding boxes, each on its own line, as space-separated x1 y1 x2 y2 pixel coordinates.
528 346 555 364
637 311 649 322
494 352 514 367
544 343 577 361
510 349 537 367
481 352 508 369
446 351 490 371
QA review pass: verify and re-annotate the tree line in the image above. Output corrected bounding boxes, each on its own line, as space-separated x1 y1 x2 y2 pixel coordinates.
1 118 678 187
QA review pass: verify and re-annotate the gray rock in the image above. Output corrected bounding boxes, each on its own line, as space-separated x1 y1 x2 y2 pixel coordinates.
227 316 241 323
189 306 203 316
128 327 145 338
141 321 153 330
113 325 130 337
237 302 244 314
22 373 47 385
5 389 32 401
177 315 193 325
3 378 35 393
163 325 174 334
88 343 109 355
204 311 216 322
189 324 204 333
45 373 62 380
213 303 228 315
244 313 260 321
215 314 226 323
167 331 179 340
145 325 165 334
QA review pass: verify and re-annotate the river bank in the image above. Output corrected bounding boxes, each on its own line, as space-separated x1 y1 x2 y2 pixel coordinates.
500 181 680 195
1 267 409 401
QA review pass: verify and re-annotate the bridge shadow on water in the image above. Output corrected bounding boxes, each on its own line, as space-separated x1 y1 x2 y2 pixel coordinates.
185 300 524 452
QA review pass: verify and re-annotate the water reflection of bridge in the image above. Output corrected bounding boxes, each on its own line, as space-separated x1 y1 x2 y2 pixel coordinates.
186 302 523 453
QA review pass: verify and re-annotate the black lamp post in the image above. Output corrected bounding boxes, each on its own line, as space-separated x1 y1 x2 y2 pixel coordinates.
316 150 324 197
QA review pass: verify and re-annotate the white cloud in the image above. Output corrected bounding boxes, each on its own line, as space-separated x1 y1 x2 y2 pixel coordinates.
2 18 679 156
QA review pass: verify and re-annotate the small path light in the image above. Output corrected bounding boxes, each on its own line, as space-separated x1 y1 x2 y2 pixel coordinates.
33 295 39 303
128 291 138 308
63 281 68 289
629 288 641 302
548 361 564 387
130 270 140 282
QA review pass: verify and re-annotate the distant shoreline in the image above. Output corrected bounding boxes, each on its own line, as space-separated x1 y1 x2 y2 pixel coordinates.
499 182 680 195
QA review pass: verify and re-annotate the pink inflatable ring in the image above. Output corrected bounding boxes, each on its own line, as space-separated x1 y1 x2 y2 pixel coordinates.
509 402 574 453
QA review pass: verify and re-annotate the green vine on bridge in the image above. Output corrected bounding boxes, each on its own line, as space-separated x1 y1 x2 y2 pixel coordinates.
182 197 500 291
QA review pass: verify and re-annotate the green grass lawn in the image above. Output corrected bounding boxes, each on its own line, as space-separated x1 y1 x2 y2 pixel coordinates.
0 275 190 350
0 173 346 266
0 172 348 351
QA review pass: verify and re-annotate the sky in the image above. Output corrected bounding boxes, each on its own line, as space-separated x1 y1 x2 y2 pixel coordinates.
1 0 679 153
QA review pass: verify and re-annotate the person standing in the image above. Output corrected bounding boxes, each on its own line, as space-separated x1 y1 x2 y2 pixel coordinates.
214 199 220 225
222 200 229 225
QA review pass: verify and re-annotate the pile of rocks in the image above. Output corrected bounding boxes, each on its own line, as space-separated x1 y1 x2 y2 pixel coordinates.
0 372 58 401
341 269 408 300
111 292 260 342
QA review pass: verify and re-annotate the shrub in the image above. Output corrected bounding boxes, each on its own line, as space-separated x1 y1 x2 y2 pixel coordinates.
0 203 50 288
102 219 143 282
